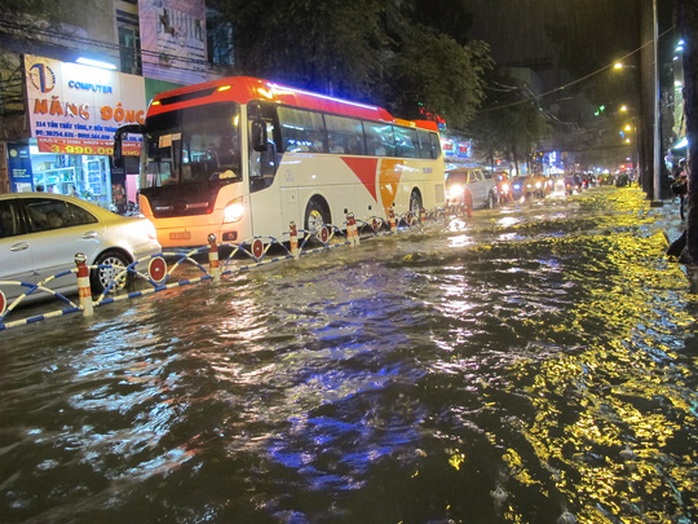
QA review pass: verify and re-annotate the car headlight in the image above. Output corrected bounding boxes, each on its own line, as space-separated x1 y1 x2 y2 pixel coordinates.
447 184 465 200
223 198 245 223
535 181 542 189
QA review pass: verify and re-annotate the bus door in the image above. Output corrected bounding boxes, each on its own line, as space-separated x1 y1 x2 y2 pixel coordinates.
247 104 284 237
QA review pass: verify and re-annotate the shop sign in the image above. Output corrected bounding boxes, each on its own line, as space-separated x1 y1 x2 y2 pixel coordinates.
456 140 472 158
24 54 145 156
7 145 34 192
441 139 455 156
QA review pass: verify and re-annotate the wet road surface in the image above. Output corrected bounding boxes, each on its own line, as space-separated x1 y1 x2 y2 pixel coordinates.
1 186 696 523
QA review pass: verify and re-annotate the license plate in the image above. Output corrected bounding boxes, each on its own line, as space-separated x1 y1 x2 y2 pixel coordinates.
169 231 191 240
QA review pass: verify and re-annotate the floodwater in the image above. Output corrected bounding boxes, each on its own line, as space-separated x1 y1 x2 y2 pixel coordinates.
1 187 696 523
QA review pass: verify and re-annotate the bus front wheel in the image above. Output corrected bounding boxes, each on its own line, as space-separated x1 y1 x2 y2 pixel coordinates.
304 198 330 234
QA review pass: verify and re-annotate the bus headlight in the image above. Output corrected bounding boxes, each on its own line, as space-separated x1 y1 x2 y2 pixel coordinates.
223 198 245 223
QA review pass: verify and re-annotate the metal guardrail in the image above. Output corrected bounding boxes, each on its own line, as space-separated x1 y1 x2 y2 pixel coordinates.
0 207 448 331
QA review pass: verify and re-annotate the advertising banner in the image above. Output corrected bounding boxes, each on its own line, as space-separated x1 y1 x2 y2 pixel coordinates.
24 54 145 155
7 145 34 192
138 0 207 85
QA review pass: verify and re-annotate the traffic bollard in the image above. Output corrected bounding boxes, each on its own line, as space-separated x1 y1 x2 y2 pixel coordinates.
208 233 220 282
75 253 94 317
289 221 299 258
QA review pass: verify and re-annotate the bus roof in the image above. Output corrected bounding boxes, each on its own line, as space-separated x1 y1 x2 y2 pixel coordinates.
147 76 440 132
149 76 396 123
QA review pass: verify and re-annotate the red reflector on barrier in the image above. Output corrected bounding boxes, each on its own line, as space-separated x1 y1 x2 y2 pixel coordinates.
252 239 264 259
148 256 168 284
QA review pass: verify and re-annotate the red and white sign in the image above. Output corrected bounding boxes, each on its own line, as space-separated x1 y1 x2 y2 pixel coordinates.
148 256 168 284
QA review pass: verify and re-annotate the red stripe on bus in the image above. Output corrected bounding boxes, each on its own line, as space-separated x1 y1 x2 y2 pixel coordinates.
341 157 378 201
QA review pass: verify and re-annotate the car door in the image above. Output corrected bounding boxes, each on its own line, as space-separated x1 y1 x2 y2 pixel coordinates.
23 198 101 295
0 198 35 299
468 170 486 205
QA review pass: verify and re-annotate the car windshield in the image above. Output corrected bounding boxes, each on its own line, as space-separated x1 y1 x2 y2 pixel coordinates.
142 102 242 188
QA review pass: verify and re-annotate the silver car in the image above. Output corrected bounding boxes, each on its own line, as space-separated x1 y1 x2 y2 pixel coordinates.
445 168 499 209
0 193 161 303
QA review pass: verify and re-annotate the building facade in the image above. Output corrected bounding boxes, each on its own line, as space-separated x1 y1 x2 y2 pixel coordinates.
0 0 232 211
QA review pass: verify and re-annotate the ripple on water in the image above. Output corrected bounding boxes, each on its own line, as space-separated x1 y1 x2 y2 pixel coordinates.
1 187 696 522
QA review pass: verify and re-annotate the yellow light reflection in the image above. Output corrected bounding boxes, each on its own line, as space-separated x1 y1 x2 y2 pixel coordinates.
493 188 696 520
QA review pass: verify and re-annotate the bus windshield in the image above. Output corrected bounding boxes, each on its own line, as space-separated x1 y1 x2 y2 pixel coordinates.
142 102 242 188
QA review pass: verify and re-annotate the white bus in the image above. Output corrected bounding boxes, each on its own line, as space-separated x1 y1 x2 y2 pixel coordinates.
114 76 445 248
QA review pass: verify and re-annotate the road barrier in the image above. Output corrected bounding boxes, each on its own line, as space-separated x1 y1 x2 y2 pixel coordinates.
0 207 444 331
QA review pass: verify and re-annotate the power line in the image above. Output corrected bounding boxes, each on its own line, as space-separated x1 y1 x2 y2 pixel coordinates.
481 26 675 114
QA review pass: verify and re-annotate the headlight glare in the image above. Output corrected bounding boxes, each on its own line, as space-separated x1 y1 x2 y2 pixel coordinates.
447 184 465 200
223 198 245 223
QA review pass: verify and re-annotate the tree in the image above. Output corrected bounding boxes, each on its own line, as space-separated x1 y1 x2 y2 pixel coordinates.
209 0 492 128
0 0 72 144
209 0 388 101
467 70 550 174
676 0 698 264
386 28 491 128
4 0 65 21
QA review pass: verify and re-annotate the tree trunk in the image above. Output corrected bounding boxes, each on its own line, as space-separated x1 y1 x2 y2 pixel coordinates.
677 0 698 263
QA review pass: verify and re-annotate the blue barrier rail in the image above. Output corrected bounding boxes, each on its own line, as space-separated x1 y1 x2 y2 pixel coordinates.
0 207 448 331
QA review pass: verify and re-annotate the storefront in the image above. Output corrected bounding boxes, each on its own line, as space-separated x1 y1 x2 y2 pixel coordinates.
8 54 146 213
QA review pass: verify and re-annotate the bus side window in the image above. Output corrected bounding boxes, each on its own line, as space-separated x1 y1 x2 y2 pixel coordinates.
417 130 434 159
260 122 278 176
429 133 441 159
249 119 279 192
394 126 419 158
326 115 364 155
364 122 394 156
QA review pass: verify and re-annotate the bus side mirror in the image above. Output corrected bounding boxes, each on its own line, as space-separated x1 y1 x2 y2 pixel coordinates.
251 119 268 152
113 124 143 168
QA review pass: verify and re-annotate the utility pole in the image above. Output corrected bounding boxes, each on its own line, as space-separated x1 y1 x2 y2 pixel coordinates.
676 0 698 264
652 0 662 203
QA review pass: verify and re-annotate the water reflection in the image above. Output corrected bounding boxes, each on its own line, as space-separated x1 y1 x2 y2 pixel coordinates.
0 187 696 522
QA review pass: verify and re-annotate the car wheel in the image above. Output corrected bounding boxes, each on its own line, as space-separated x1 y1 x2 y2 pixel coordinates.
90 250 131 294
304 198 330 234
487 191 496 209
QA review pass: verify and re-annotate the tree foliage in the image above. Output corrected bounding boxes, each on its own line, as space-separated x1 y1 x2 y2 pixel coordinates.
209 0 491 127
388 27 491 128
210 0 388 100
467 70 550 173
4 0 68 25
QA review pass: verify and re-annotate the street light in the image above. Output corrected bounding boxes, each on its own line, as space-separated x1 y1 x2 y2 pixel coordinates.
617 105 640 182
613 54 660 200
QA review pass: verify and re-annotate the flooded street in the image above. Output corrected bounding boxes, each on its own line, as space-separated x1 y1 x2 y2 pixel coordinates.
1 186 696 523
